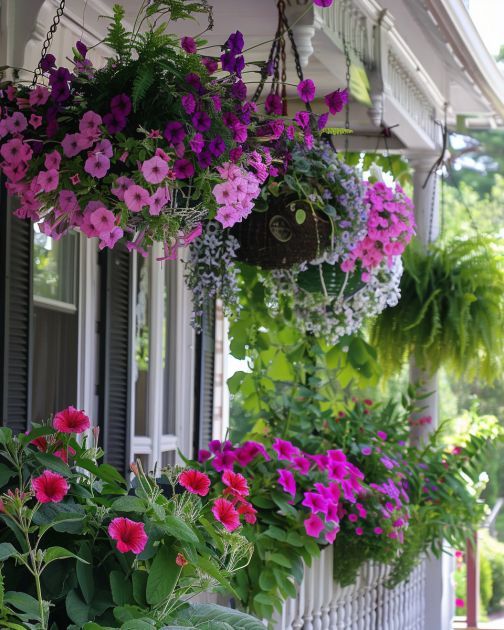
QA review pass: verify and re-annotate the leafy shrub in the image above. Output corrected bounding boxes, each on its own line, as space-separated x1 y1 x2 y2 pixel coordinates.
0 409 263 629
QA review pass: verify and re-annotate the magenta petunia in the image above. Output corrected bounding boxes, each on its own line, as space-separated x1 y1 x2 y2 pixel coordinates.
181 36 197 54
324 88 348 114
61 133 88 158
272 438 300 462
108 517 147 554
181 93 196 115
29 85 50 107
53 406 90 433
6 112 27 134
124 185 150 213
173 158 195 179
191 111 211 132
302 492 328 514
141 156 169 184
277 468 296 497
297 79 316 103
110 93 132 117
313 0 333 6
32 470 69 504
29 114 43 129
164 121 186 145
44 150 61 171
304 514 325 538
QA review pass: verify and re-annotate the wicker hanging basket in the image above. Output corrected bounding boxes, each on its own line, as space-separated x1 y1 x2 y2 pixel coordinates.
231 194 331 269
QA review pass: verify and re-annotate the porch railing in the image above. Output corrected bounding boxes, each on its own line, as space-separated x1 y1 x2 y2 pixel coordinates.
272 547 426 629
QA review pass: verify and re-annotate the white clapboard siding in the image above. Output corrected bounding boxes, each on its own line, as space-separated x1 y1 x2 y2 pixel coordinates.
271 549 426 630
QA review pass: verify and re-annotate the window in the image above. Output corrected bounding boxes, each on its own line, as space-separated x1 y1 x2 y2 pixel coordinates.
130 249 180 470
32 227 79 421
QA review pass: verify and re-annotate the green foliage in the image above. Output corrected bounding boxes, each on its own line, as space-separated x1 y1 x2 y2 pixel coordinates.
481 532 504 613
371 237 504 382
0 424 255 629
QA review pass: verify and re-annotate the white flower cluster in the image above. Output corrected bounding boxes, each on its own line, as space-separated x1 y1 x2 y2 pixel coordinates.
266 257 403 344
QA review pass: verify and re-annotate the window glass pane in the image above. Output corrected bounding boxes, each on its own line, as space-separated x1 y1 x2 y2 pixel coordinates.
31 230 79 422
134 256 150 436
33 227 78 305
32 307 79 421
163 263 177 435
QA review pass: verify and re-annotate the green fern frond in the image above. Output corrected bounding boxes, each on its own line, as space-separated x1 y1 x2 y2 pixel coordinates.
132 65 155 111
103 4 130 59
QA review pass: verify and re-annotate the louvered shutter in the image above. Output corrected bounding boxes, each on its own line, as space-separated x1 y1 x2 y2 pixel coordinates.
193 300 216 455
98 248 131 474
0 182 32 432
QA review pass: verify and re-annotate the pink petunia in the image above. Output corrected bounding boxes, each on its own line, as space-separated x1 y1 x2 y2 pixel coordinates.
108 517 147 554
141 156 169 184
61 133 88 158
90 207 116 236
124 185 150 213
304 514 325 538
79 111 102 138
44 150 61 171
326 527 339 544
29 114 42 129
37 169 59 193
59 190 79 214
32 470 69 504
92 139 113 158
215 205 239 228
6 112 27 134
212 497 240 532
84 153 110 179
29 85 50 107
148 187 170 216
99 226 123 250
178 469 211 496
111 176 134 201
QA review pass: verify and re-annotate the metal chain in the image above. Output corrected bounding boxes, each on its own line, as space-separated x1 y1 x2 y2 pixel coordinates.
342 35 351 154
32 0 66 87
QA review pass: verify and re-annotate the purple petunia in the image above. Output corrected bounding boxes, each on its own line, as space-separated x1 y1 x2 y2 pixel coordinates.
163 121 186 145
225 31 245 55
191 111 211 133
297 78 316 103
110 93 132 117
103 111 127 134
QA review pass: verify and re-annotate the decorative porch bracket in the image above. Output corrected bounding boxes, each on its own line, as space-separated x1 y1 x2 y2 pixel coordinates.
286 0 445 152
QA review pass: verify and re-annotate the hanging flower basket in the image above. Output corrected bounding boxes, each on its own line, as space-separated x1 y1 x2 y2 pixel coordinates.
231 141 367 269
0 2 304 257
230 194 331 269
260 169 416 343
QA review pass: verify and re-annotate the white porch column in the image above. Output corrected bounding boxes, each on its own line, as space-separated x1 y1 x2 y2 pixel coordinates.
408 154 440 444
408 154 455 630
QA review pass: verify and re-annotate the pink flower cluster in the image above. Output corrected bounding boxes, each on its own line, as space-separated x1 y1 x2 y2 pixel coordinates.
213 160 262 228
271 438 365 543
178 467 257 532
341 182 415 281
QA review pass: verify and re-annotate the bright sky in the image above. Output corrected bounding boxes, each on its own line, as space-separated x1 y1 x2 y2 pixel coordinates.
468 0 503 56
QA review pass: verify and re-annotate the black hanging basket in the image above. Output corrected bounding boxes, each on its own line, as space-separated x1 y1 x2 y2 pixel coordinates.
231 194 331 270
297 262 365 297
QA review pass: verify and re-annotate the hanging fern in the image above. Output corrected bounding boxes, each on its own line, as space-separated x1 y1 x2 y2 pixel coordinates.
371 237 504 382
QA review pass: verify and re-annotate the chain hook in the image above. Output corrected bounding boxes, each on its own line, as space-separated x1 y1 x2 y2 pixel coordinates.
31 0 66 87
